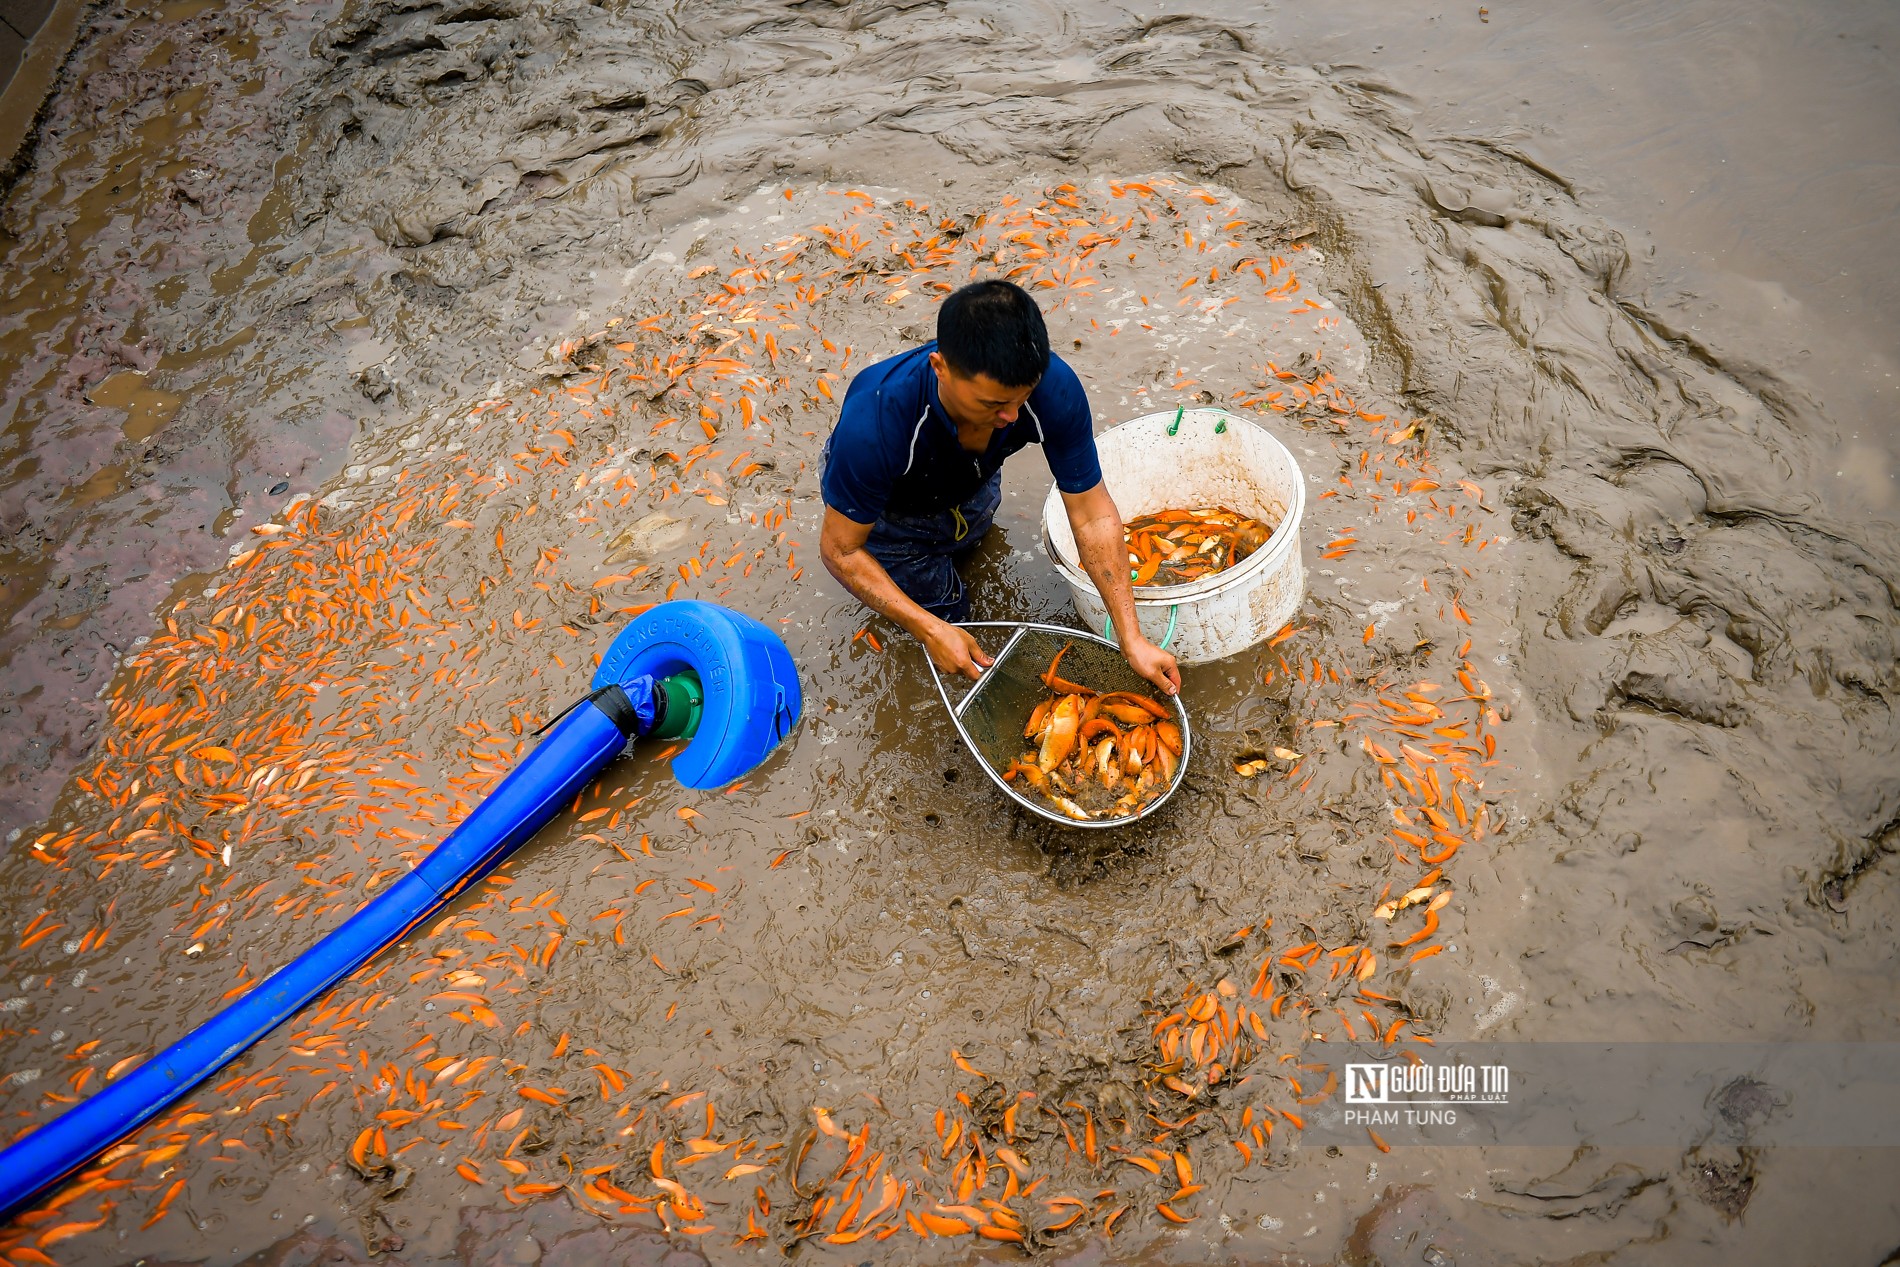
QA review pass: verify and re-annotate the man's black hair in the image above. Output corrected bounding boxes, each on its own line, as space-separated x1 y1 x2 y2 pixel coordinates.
936 280 1051 388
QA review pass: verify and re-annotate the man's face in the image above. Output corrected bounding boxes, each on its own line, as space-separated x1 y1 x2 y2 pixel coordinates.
930 352 1037 432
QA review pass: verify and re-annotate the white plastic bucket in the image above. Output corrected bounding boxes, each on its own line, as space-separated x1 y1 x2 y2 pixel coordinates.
1042 407 1306 665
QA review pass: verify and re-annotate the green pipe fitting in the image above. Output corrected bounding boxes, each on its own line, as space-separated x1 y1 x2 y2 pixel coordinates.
649 672 705 742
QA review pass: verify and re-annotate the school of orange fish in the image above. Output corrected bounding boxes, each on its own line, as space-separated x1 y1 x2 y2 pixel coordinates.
1123 506 1278 587
0 177 1510 1261
1003 645 1182 822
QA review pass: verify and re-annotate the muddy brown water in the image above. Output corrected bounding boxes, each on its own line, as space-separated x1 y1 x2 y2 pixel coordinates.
0 1 1896 1264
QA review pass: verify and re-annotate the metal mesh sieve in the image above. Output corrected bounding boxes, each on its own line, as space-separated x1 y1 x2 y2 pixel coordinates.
927 621 1191 829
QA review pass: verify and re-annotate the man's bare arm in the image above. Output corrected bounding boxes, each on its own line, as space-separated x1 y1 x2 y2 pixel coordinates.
819 507 992 679
1061 482 1182 694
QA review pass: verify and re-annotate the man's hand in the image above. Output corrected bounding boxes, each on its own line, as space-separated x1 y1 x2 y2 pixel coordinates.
921 619 993 681
1121 633 1181 696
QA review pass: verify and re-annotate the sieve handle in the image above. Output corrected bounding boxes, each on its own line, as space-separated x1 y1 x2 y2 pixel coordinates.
1104 605 1178 651
952 625 1023 718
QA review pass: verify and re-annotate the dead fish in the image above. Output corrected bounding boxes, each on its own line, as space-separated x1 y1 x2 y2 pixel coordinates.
604 511 690 564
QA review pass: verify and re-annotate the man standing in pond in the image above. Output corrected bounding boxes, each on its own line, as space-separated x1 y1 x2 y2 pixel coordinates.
819 280 1180 694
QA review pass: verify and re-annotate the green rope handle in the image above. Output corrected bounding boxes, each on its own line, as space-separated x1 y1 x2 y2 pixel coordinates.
1105 604 1178 650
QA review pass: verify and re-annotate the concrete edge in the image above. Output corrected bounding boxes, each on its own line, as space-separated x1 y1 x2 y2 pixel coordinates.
0 0 93 191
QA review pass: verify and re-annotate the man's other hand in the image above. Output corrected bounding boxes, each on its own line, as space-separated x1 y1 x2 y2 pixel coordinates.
922 620 993 681
1123 635 1181 696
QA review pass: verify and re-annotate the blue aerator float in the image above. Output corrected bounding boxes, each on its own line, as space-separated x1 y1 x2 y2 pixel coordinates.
0 601 801 1220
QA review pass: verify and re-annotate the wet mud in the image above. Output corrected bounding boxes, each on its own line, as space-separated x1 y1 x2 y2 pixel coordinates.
0 1 1897 1265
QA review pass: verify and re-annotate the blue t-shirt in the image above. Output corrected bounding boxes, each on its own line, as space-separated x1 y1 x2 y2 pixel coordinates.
820 343 1102 524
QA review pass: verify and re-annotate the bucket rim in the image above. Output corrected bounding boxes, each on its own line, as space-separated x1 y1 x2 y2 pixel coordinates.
929 620 1191 830
1043 407 1306 604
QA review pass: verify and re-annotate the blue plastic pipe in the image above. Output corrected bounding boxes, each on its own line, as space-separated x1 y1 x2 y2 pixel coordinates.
0 696 629 1219
0 600 803 1220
